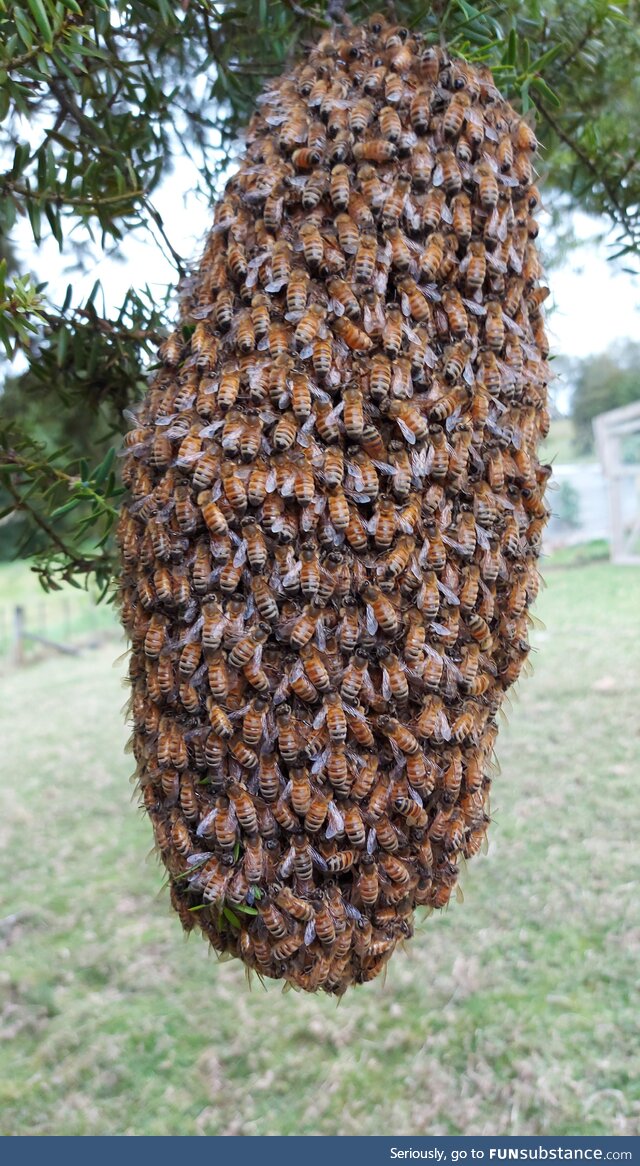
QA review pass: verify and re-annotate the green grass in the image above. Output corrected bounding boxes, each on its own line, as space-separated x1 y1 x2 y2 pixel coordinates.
540 418 595 466
1 562 639 1135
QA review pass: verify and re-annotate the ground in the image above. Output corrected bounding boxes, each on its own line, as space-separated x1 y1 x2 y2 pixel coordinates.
1 557 639 1136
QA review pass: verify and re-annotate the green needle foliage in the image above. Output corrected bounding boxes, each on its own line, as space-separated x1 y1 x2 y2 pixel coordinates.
0 0 638 591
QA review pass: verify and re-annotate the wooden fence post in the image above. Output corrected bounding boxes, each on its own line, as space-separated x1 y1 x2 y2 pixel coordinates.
12 605 25 666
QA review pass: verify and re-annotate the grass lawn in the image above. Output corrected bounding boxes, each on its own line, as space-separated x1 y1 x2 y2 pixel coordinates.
0 561 639 1136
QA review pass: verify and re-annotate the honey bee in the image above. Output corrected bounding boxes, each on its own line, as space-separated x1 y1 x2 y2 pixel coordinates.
353 138 397 165
513 118 537 152
298 166 326 210
335 212 360 256
290 601 324 649
443 91 470 138
326 850 357 874
333 317 372 352
441 289 468 337
298 221 324 269
433 149 462 195
379 852 411 885
228 623 269 669
262 185 285 232
484 301 505 350
361 584 400 636
385 398 430 444
474 159 499 209
352 230 377 285
397 277 431 324
382 173 412 228
258 752 282 804
292 144 324 170
339 648 368 704
144 613 168 659
287 268 309 316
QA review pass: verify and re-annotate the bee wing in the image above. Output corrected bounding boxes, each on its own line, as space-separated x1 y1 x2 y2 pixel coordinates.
310 847 328 872
326 803 345 839
437 580 460 606
395 418 417 445
279 846 295 878
304 918 317 945
440 202 453 226
315 619 327 650
432 163 444 188
503 313 524 336
366 604 378 635
462 298 486 316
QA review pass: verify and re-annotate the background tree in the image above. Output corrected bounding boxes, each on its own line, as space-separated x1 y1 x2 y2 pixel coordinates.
0 0 638 592
568 340 640 454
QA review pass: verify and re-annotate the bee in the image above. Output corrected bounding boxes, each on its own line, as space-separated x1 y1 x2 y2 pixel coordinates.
379 853 411 886
274 883 315 923
327 163 350 212
340 648 369 703
298 222 324 269
292 146 323 171
379 649 409 703
326 850 357 874
461 240 487 292
228 623 269 669
382 173 412 228
286 268 309 317
474 159 499 209
144 614 168 659
419 233 446 283
514 119 537 152
333 317 372 352
361 47 386 85
298 642 330 692
297 165 327 210
434 149 462 195
353 229 378 285
293 298 324 347
335 212 360 256
244 834 264 883
376 715 419 755
324 485 348 532
484 301 505 351
441 289 468 337
353 139 397 164
361 584 400 636
397 277 431 324
443 91 470 138
385 398 430 444
290 601 324 649
377 103 401 141
257 752 282 804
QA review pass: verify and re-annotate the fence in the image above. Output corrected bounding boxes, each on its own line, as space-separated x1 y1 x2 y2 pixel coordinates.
0 592 119 664
545 462 640 552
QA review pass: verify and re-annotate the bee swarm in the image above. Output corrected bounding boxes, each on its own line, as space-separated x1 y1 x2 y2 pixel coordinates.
118 12 551 995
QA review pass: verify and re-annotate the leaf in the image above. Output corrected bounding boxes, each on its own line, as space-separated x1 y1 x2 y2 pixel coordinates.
502 28 517 67
50 497 81 518
26 0 54 45
530 76 562 108
93 446 116 486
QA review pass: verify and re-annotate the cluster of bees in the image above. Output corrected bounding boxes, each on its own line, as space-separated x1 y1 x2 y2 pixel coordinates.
118 13 551 994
